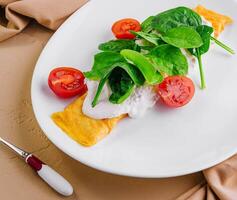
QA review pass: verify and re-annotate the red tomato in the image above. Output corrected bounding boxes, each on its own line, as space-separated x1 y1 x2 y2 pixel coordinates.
156 76 195 108
48 67 87 98
112 18 141 39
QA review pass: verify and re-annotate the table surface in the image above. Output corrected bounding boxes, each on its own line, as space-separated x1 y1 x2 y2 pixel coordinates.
0 23 204 200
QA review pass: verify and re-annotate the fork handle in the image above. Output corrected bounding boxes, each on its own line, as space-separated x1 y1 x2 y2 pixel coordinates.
26 155 73 196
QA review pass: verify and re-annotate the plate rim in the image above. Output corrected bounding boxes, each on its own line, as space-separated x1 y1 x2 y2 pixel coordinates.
31 0 237 178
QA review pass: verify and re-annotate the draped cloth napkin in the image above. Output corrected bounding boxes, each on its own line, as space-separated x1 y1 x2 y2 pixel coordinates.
177 154 237 200
1 1 237 199
0 0 88 41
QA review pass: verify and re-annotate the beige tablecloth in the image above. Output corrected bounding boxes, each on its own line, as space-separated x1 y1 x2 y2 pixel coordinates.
1 1 237 199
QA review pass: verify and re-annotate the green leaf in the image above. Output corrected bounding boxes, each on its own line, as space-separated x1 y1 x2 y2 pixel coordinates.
120 49 163 84
135 39 156 54
188 25 213 89
86 52 146 106
133 42 141 52
197 25 214 55
152 6 202 33
113 62 145 85
189 25 214 56
92 68 136 106
141 16 155 33
92 73 110 107
135 38 153 47
131 31 160 45
108 68 135 104
148 44 188 75
84 52 145 86
84 52 125 80
98 39 136 52
161 27 203 48
91 64 144 106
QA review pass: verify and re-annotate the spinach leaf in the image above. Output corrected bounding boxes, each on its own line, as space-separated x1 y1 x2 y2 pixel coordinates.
197 25 214 55
84 52 125 80
120 49 163 84
139 46 155 54
189 25 214 56
91 68 136 106
91 62 144 107
84 52 145 85
86 52 147 106
148 44 188 75
135 38 156 53
133 42 141 52
92 73 110 107
108 68 135 104
188 25 213 89
131 31 160 45
114 62 145 86
161 27 203 48
135 38 154 47
141 16 155 33
98 39 136 52
152 7 202 33
135 39 156 54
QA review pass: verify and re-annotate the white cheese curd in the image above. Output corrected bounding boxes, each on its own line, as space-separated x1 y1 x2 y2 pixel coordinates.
82 80 157 119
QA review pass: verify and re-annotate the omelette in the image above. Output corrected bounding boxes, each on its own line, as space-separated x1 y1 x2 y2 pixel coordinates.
195 5 233 37
52 94 126 147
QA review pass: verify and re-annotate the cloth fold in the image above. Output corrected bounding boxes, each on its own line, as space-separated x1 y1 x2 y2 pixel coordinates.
1 1 237 199
0 0 88 41
177 155 237 200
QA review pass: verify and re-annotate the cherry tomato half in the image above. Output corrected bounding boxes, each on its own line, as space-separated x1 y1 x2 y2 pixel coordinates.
156 76 195 108
112 18 141 39
48 67 87 98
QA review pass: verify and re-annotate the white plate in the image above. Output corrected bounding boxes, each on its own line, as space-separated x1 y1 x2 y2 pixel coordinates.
31 0 237 177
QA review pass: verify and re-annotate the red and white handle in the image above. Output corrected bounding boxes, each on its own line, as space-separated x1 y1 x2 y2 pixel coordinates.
26 155 73 196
